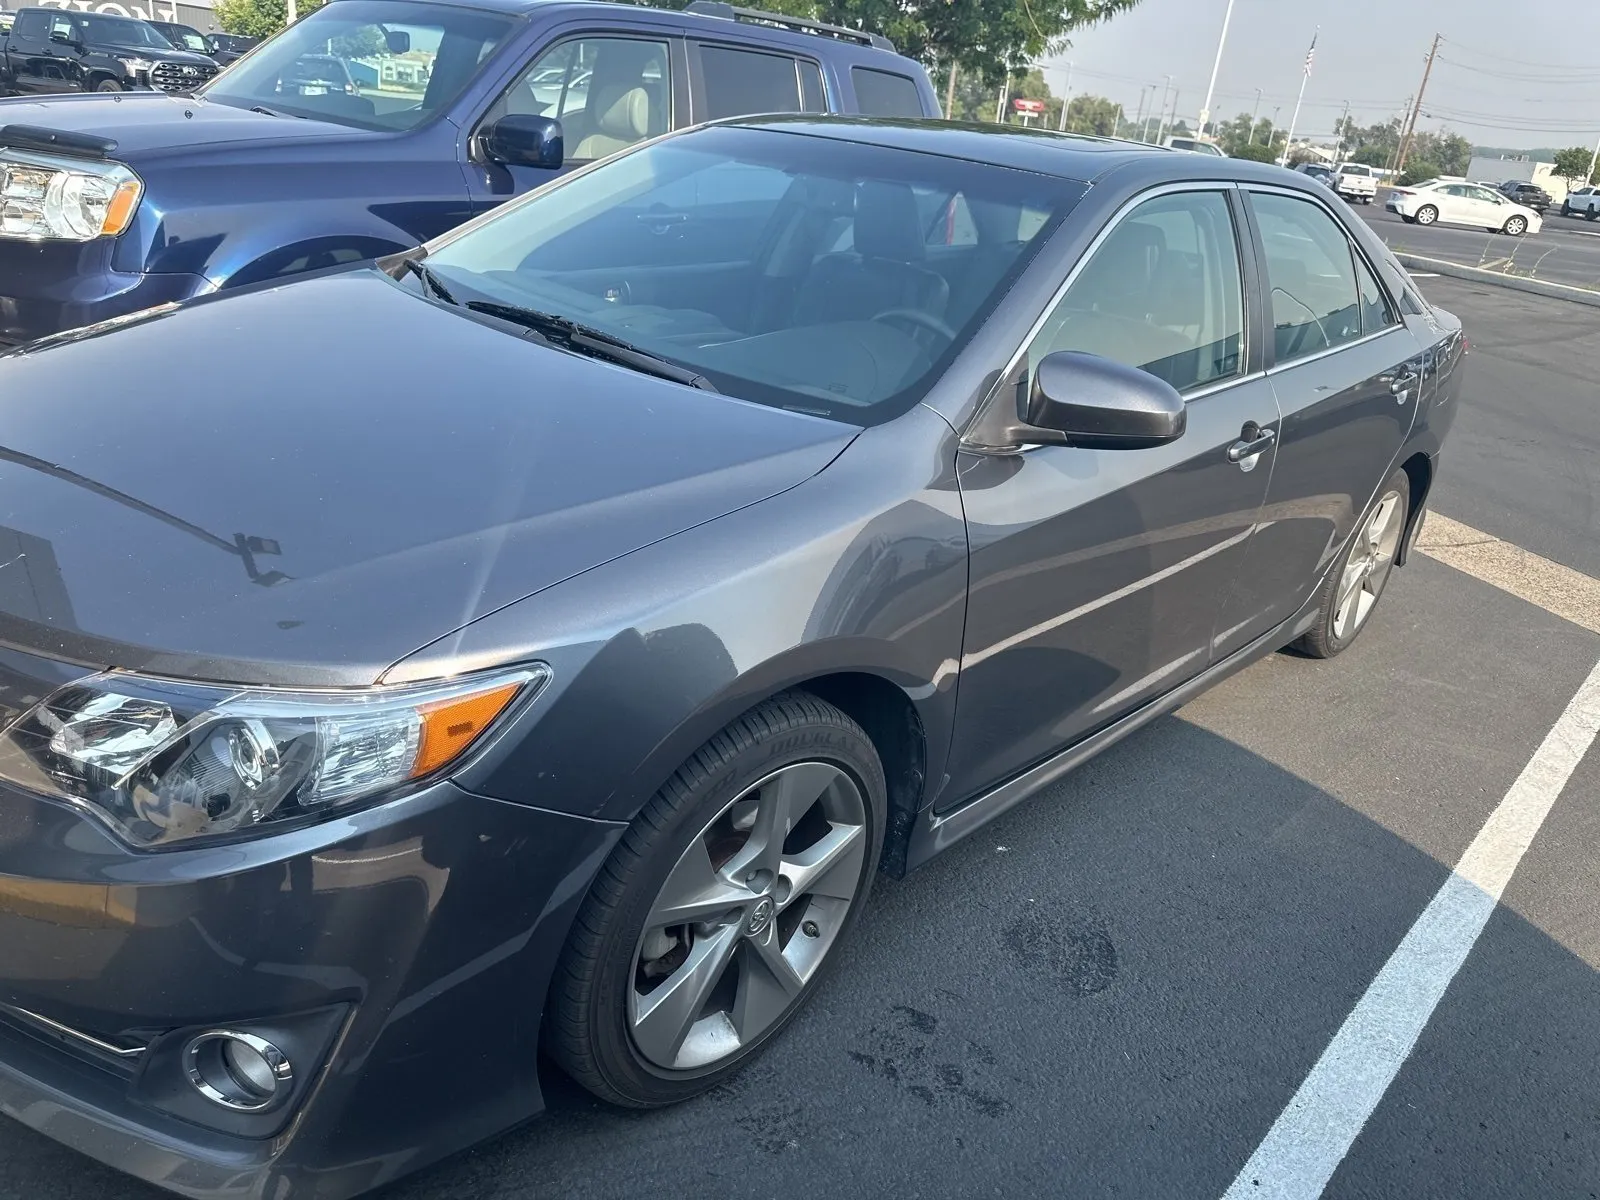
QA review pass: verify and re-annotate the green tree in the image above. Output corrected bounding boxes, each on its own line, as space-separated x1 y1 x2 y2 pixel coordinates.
764 0 1144 90
1399 158 1442 187
1552 146 1596 187
1350 144 1389 167
214 0 307 39
1062 92 1119 136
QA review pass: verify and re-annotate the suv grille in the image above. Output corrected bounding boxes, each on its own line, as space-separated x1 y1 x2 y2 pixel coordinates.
150 61 217 92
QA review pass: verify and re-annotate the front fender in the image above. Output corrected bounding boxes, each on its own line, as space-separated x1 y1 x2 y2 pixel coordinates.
112 140 473 284
386 406 970 826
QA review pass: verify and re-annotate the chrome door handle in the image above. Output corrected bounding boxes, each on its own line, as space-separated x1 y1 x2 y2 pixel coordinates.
1227 426 1276 463
1385 369 1420 404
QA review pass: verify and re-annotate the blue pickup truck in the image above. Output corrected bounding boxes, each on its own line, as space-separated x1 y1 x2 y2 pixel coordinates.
0 0 938 346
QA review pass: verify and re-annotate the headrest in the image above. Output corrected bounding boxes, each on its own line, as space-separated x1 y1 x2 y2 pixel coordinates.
592 85 650 141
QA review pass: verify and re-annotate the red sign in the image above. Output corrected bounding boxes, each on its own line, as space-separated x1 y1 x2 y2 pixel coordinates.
1012 98 1045 113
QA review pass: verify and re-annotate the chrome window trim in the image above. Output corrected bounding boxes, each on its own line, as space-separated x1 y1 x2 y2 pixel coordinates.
963 179 1253 448
1263 324 1408 375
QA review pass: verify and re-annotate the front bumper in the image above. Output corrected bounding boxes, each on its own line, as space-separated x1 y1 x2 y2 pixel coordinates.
0 705 623 1199
0 236 211 348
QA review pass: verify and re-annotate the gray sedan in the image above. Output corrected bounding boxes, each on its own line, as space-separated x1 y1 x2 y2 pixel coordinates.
0 117 1462 1199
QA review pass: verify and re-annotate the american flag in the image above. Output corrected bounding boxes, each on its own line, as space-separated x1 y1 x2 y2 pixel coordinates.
1303 29 1319 76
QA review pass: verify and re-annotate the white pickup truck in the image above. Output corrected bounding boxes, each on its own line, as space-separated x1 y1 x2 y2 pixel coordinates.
1562 186 1600 220
1329 163 1379 204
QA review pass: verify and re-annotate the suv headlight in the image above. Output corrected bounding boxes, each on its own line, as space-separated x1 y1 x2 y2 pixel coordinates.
0 666 545 848
0 150 142 241
119 56 154 74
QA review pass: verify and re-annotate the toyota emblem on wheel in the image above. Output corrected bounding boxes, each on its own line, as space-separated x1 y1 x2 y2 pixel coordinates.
746 897 775 937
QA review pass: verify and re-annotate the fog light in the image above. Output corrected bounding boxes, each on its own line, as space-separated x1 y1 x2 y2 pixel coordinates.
184 1031 293 1111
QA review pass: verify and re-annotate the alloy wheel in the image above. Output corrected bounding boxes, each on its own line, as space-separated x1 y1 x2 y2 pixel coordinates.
1333 490 1404 641
1416 205 1437 225
628 761 867 1071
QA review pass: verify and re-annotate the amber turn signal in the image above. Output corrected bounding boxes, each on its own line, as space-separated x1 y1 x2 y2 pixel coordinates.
411 681 524 777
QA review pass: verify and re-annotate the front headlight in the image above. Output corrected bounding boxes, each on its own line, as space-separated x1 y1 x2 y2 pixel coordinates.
0 666 546 848
0 149 142 241
119 56 154 73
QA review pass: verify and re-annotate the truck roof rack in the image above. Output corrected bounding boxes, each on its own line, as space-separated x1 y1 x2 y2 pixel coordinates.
682 2 895 52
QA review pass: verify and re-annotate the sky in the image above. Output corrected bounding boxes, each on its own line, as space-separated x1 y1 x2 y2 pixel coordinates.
1041 0 1600 152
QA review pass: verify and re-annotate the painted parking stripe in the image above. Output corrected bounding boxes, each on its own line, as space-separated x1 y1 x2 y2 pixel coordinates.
1222 653 1600 1200
1417 512 1600 635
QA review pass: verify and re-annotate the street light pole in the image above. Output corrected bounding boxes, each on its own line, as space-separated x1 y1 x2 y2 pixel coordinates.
1134 85 1151 138
1586 129 1600 186
1248 87 1263 144
1058 61 1074 132
1283 26 1318 164
1158 88 1179 144
1196 0 1237 139
1150 74 1172 143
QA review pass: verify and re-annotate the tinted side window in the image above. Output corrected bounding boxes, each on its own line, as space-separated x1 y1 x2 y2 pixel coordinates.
489 38 670 161
49 14 76 40
851 67 923 117
699 45 802 120
14 10 47 37
1252 192 1361 362
798 59 825 112
1031 190 1245 393
1353 251 1397 335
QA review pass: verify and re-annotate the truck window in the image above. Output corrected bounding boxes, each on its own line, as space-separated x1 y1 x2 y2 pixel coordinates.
697 45 804 120
12 9 46 37
851 67 922 117
798 59 825 112
488 37 671 161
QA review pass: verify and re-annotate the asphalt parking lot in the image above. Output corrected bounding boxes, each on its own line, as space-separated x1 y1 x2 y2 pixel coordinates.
1359 199 1600 292
1 277 1597 1200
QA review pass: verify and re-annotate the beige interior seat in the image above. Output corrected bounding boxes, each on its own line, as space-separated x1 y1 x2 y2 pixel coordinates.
573 85 651 159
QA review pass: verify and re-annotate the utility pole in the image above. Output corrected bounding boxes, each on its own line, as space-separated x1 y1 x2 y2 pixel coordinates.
1197 0 1237 140
1335 100 1351 161
1058 61 1074 132
1134 85 1152 138
1248 87 1263 144
286 0 297 22
1386 96 1412 176
1158 89 1179 144
994 80 1007 124
1151 74 1172 143
1396 34 1441 178
944 61 958 120
1587 129 1600 187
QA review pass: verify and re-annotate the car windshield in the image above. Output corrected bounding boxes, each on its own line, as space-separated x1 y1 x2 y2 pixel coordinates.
199 0 514 131
81 15 170 48
155 23 208 51
422 127 1083 425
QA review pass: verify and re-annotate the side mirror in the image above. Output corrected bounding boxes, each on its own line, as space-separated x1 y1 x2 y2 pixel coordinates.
1022 351 1186 449
480 114 563 170
384 29 410 54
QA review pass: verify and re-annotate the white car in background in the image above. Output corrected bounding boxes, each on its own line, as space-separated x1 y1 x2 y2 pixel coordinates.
1386 178 1542 236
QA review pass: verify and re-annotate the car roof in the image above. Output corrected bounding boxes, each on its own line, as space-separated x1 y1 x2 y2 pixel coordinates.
704 116 1344 190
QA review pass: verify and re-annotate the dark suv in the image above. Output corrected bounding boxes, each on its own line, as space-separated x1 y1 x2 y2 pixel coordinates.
0 0 938 347
1498 180 1552 213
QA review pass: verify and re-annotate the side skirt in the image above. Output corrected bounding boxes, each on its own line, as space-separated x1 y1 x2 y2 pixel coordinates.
903 606 1320 872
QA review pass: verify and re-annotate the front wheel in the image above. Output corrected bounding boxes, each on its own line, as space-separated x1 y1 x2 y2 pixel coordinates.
546 693 886 1107
1587 208 1597 222
1293 469 1409 659
93 77 123 92
1414 205 1438 226
1504 215 1529 236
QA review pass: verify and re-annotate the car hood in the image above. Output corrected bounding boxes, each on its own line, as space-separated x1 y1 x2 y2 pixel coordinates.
0 93 364 159
0 270 857 685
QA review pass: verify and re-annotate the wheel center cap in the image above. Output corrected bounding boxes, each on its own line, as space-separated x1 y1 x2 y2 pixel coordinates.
746 896 775 937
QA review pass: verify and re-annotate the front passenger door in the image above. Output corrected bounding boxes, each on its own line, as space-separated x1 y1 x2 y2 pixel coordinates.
945 187 1280 805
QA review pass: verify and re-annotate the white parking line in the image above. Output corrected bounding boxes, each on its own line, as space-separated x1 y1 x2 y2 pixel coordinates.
1222 654 1600 1200
1417 512 1600 635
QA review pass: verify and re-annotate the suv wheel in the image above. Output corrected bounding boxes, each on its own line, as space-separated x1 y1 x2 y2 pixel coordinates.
547 693 886 1107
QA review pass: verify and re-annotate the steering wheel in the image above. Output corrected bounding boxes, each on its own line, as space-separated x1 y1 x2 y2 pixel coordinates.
872 308 957 344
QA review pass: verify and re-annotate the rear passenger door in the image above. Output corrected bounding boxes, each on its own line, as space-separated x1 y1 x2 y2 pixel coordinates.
1215 187 1423 653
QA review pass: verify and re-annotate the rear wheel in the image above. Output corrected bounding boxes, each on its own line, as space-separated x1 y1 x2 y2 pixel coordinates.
1293 469 1409 659
547 693 886 1107
1414 205 1438 226
1504 215 1529 236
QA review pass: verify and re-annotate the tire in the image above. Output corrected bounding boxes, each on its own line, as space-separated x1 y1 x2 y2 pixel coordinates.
1293 469 1409 659
1401 214 1417 224
1587 208 1597 222
1414 205 1438 226
93 77 123 92
1362 196 1372 205
1504 215 1528 237
1562 203 1572 217
547 692 887 1108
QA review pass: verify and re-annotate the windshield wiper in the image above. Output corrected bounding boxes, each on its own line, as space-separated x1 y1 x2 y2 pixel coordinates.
464 300 717 392
399 258 458 306
248 104 306 119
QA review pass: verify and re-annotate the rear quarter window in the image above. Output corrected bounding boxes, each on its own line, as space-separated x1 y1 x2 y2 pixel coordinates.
851 67 924 117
